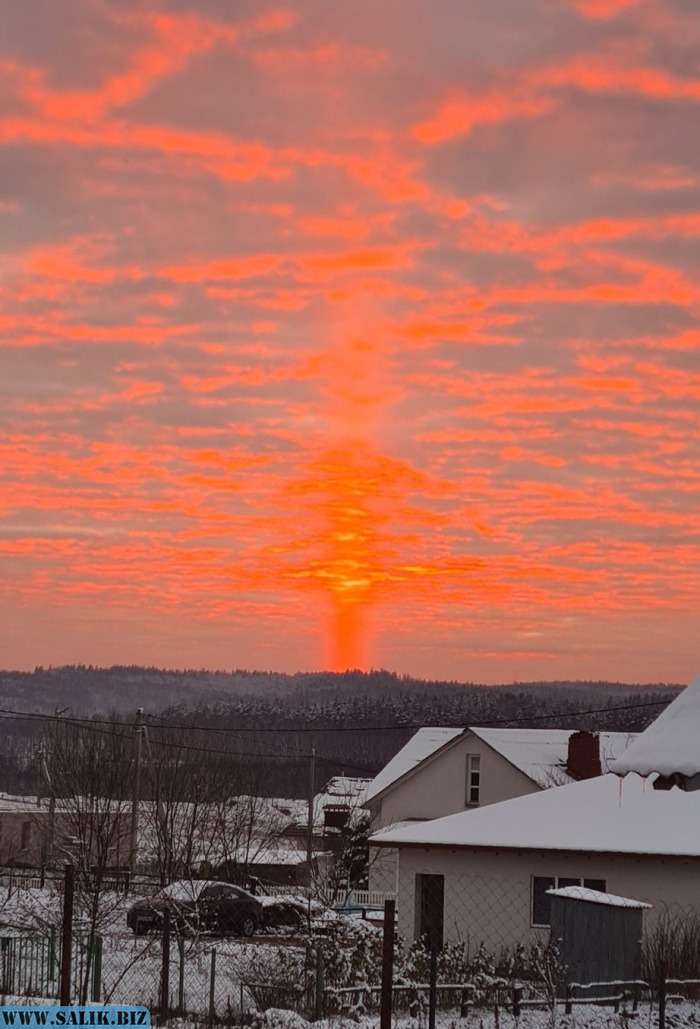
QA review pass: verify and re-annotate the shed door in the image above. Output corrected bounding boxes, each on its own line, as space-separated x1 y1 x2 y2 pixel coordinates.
416 873 444 951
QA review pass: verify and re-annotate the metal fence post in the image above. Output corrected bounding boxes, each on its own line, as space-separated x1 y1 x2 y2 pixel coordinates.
48 927 57 986
380 898 396 1029
208 948 217 1029
428 947 438 1029
177 936 185 1013
59 864 75 1006
314 944 325 1021
91 937 102 1003
512 984 522 1018
159 911 171 1024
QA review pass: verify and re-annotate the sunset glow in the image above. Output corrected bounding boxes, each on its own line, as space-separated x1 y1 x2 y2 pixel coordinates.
1 0 698 680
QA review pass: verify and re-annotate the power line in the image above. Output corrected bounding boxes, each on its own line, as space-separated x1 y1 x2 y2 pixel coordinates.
0 691 674 785
0 711 379 776
0 694 673 737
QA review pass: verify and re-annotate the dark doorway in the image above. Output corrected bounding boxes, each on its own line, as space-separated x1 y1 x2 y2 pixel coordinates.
415 873 444 951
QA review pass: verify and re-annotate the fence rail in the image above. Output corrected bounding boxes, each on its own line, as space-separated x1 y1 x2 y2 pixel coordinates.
0 870 162 896
340 888 395 909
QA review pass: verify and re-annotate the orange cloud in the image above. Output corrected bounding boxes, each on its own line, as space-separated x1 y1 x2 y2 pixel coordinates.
413 90 555 144
569 0 640 19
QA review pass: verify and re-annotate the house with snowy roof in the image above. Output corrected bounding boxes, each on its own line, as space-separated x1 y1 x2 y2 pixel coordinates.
365 726 636 893
370 770 700 951
0 792 129 869
611 675 700 788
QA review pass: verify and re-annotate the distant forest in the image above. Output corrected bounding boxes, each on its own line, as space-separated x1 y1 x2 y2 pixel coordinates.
0 666 681 798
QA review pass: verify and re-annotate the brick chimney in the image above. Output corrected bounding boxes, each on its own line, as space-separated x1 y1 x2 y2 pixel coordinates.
567 731 602 780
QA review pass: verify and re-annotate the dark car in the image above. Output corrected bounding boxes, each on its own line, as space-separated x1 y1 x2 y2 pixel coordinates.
127 880 263 937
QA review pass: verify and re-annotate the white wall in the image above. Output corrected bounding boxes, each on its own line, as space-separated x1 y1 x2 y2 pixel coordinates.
368 732 540 893
392 845 700 951
368 845 398 893
374 732 540 831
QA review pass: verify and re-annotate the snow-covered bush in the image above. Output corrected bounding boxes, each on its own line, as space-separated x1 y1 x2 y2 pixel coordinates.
230 943 309 1015
249 1009 309 1029
316 917 383 989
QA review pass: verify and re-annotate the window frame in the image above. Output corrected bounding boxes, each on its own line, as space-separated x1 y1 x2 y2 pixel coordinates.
531 875 607 927
465 753 481 807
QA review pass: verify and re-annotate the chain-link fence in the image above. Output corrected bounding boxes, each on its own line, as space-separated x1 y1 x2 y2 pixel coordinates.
381 869 700 1029
5 866 700 1027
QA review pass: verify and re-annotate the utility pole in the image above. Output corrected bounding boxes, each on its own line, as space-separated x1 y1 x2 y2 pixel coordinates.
306 745 316 870
40 707 65 871
129 708 144 875
39 742 56 870
306 746 316 928
142 726 169 882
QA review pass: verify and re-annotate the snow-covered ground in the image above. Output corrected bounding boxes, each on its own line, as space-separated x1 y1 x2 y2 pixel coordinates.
253 1002 700 1029
3 885 699 1027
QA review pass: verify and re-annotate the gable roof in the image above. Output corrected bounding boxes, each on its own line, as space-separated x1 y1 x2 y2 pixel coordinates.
370 772 700 858
365 728 463 802
365 727 637 803
472 728 636 788
611 676 700 779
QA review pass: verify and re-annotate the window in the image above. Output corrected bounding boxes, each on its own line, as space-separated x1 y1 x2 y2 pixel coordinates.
532 875 607 926
465 754 481 806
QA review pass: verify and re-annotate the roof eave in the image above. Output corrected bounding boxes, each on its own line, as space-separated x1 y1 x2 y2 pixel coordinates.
369 838 700 860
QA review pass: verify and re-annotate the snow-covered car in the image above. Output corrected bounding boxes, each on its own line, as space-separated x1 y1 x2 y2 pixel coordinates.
126 880 263 937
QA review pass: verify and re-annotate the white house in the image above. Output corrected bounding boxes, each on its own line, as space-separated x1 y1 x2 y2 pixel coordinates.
365 727 636 892
612 675 700 787
370 770 700 951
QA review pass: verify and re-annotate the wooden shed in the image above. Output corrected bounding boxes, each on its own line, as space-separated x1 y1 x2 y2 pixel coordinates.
548 885 651 993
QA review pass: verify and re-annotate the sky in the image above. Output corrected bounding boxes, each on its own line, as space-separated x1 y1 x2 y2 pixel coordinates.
1 0 699 682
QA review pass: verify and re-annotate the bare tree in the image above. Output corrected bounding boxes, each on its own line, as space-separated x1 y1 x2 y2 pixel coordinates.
138 733 294 892
40 719 132 1002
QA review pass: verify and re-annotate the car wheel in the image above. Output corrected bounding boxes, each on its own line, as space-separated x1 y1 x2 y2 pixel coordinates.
240 916 257 938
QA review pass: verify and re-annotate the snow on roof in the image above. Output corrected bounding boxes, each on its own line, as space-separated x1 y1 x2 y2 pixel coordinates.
370 818 430 842
0 793 125 815
611 677 700 779
370 772 700 858
315 776 371 814
321 776 371 801
242 847 308 867
365 728 463 801
473 728 637 788
365 727 637 802
0 793 44 814
547 885 651 909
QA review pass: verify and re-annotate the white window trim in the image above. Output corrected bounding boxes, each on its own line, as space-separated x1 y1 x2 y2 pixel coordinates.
465 753 481 807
